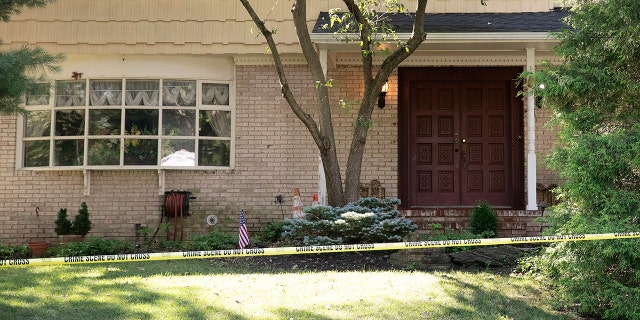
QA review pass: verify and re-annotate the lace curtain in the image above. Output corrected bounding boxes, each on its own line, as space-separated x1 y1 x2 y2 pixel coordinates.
203 110 231 137
162 80 196 106
126 80 159 106
26 83 50 106
89 80 122 106
25 111 50 137
202 83 229 105
55 81 86 107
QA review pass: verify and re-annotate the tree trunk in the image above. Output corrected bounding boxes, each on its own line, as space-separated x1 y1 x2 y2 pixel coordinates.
241 0 430 207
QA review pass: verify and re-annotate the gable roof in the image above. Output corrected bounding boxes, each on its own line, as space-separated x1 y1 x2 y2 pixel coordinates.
313 8 569 34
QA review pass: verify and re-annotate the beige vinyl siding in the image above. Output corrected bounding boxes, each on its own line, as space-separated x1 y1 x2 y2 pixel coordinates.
1 0 557 55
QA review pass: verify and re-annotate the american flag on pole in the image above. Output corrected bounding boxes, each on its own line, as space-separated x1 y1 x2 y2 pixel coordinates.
238 209 250 249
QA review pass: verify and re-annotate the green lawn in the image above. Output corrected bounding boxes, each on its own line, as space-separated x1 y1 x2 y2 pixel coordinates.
0 259 580 320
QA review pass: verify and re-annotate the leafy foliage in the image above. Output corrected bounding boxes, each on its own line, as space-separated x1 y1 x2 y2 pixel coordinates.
189 229 239 250
281 197 417 245
72 202 92 236
52 237 134 257
325 0 408 56
260 221 287 242
469 201 498 237
0 242 30 259
0 0 54 22
0 46 64 114
54 208 73 235
528 1 640 318
0 0 63 114
422 223 480 253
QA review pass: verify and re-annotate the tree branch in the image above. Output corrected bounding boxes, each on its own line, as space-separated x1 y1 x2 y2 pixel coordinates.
239 0 323 146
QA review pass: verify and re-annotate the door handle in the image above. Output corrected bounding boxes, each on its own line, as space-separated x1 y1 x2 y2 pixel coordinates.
461 138 467 169
454 133 460 152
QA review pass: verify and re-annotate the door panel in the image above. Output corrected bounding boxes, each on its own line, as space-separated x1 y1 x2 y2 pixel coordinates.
400 67 521 208
409 81 460 205
460 82 512 206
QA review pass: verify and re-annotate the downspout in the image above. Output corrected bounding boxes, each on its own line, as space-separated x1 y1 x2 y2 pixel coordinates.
318 48 328 205
525 48 538 210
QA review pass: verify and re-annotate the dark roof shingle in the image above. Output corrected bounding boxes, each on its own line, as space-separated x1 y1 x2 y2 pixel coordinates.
313 8 569 34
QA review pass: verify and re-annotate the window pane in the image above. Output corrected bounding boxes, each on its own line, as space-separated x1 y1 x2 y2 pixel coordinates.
161 139 195 167
89 80 122 106
126 80 159 106
55 110 85 136
25 111 51 137
89 109 121 135
163 109 195 136
54 139 84 166
26 83 50 106
202 83 229 105
162 80 196 106
124 139 158 165
88 139 120 165
198 139 230 166
24 140 50 167
55 81 86 107
199 110 231 137
125 109 158 135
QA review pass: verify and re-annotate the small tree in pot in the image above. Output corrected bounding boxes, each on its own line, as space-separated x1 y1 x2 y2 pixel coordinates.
54 208 73 237
55 202 92 244
72 202 92 237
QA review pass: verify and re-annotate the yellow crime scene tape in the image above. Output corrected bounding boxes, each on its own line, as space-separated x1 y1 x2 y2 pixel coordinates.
2 232 639 268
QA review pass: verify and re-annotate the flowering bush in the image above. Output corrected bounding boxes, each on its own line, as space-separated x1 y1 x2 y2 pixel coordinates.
281 198 417 245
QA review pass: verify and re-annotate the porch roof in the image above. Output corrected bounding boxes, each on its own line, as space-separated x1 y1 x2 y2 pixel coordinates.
310 8 569 53
312 8 569 34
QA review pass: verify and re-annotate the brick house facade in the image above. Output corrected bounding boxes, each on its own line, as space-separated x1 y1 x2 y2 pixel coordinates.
0 0 564 245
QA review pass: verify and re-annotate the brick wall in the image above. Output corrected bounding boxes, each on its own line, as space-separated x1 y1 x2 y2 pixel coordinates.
402 208 544 237
0 63 557 245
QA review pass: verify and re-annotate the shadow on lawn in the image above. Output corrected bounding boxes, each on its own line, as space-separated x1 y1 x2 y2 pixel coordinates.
0 265 235 320
435 273 566 319
0 262 573 320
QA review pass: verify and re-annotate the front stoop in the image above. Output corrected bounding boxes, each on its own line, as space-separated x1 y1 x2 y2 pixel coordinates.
401 208 544 237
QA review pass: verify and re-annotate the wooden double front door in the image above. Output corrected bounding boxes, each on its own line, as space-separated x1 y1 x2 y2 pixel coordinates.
398 67 524 208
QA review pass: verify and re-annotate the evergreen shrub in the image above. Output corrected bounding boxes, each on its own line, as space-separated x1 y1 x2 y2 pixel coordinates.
469 201 498 238
54 208 73 236
72 202 92 236
260 221 286 242
190 229 239 250
281 197 417 245
0 242 30 259
53 237 134 257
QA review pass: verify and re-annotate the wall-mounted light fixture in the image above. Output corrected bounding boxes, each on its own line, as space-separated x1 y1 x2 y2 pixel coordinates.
538 201 548 232
536 83 545 108
378 80 389 109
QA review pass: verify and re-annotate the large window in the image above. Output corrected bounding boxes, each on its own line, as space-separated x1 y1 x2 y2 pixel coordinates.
22 79 233 169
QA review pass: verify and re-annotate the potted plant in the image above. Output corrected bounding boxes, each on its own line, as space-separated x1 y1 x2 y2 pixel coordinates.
55 202 92 244
72 202 92 237
27 207 49 257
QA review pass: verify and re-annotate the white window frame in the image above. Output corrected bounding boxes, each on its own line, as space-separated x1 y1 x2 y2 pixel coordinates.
18 78 236 171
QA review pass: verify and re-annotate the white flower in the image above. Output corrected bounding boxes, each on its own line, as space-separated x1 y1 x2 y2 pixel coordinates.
340 211 375 220
334 219 347 225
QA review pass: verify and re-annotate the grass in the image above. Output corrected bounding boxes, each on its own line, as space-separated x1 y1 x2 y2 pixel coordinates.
0 258 581 320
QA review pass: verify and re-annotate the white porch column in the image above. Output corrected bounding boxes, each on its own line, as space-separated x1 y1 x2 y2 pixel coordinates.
317 48 328 205
526 48 538 210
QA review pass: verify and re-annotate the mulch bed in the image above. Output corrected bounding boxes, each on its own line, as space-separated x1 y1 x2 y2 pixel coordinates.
215 251 397 272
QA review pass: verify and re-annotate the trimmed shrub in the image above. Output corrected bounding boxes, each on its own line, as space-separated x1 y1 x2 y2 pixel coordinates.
469 201 498 238
260 221 286 243
53 237 134 257
0 242 30 259
72 202 92 236
189 229 238 250
54 208 73 236
281 197 417 245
